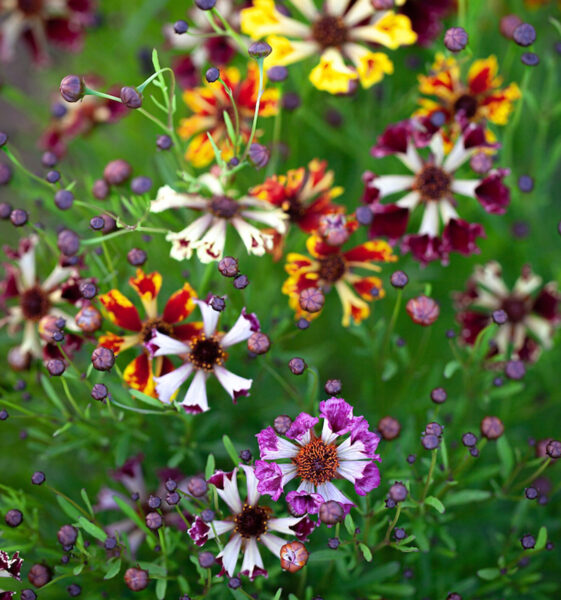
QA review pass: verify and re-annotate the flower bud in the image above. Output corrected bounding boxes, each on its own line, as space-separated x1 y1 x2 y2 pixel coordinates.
267 66 288 82
5 509 23 527
32 471 46 485
91 346 115 371
521 52 539 67
546 440 561 459
46 170 61 183
430 387 447 404
0 132 7 147
76 305 102 333
205 67 220 83
444 27 468 52
0 202 11 218
57 229 80 256
174 20 189 34
248 41 272 58
195 0 216 9
520 534 535 550
280 541 309 572
406 295 440 326
247 332 270 355
513 23 536 47
378 416 400 440
480 416 504 440
319 500 344 524
92 178 109 200
60 75 85 103
156 135 173 150
46 359 65 376
57 525 78 546
91 383 108 401
198 551 215 568
188 476 208 497
462 432 477 447
390 270 408 289
248 143 270 169
103 159 132 185
124 567 149 591
131 176 152 195
299 287 325 313
273 415 292 434
505 359 525 380
421 433 440 450
54 189 74 210
288 357 307 375
21 590 37 600
145 511 162 529
389 482 408 503
218 256 238 277
28 564 51 588
41 151 58 168
127 248 147 266
10 209 27 227
120 86 143 109
324 379 342 395
233 274 249 289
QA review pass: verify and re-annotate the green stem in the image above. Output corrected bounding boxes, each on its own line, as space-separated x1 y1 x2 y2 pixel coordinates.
420 450 438 504
210 7 246 52
516 457 552 491
60 377 84 419
379 289 402 367
1 147 53 189
242 59 265 160
85 88 121 102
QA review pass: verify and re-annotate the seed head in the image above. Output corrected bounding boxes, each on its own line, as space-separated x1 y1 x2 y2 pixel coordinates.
124 567 149 591
218 256 238 277
91 347 115 371
91 383 108 401
299 287 325 313
280 541 309 572
46 359 65 376
444 27 469 52
546 439 561 459
209 295 226 312
233 274 249 289
378 416 400 440
480 416 504 440
120 86 143 109
60 75 85 102
247 332 270 355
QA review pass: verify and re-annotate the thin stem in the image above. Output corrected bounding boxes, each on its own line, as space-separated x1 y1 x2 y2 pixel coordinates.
60 377 85 419
420 450 438 504
85 88 121 103
210 8 246 52
516 457 552 491
380 289 402 366
242 59 264 160
1 147 53 190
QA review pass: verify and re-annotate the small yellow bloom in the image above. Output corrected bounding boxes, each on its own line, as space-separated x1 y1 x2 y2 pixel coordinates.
309 49 357 95
356 51 394 88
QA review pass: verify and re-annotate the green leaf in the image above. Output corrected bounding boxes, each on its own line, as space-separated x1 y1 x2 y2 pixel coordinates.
477 567 500 581
205 454 215 479
56 495 83 522
80 489 94 518
473 323 497 360
156 577 167 600
206 132 226 168
391 544 420 553
359 543 372 562
104 558 121 580
424 496 445 514
73 563 84 575
114 496 153 537
370 583 415 597
446 489 491 506
130 388 165 408
53 422 73 437
78 516 107 542
222 110 238 148
535 526 548 551
381 359 398 381
223 435 240 466
444 360 461 379
344 513 356 537
138 562 167 578
40 374 68 415
497 435 514 480
272 589 283 600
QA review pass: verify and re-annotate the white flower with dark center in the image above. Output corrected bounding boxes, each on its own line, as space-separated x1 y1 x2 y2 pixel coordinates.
151 175 288 263
148 299 259 413
188 465 313 580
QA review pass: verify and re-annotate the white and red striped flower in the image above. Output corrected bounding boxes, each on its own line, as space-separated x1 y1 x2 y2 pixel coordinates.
188 465 313 580
147 298 259 413
362 119 511 265
254 397 381 518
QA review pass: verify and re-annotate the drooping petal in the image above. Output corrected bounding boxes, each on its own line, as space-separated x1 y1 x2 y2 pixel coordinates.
150 185 208 213
194 218 228 263
213 365 253 401
98 332 139 355
181 369 209 413
286 413 319 444
285 491 324 516
214 468 242 514
319 397 355 443
123 353 156 396
217 534 242 577
221 308 260 347
154 363 193 404
240 464 261 505
147 330 190 357
231 216 274 257
166 214 214 261
254 460 284 501
195 299 220 337
315 481 354 515
240 537 265 581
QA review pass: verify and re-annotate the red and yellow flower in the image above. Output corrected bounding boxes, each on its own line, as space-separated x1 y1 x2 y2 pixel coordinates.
283 218 396 326
249 159 345 259
97 270 202 397
178 63 279 168
415 54 521 148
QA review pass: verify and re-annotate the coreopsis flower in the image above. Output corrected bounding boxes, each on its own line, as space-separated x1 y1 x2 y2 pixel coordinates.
188 465 314 580
150 175 288 263
415 54 521 148
254 397 381 517
283 215 396 326
0 0 96 64
364 120 511 265
399 0 455 47
97 269 203 397
0 236 82 364
177 64 279 168
454 262 560 362
249 159 345 259
95 455 192 555
0 550 22 580
164 0 238 88
41 79 128 158
241 0 416 94
147 298 260 413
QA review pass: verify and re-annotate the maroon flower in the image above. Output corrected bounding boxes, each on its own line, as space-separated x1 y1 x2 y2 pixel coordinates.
400 0 455 46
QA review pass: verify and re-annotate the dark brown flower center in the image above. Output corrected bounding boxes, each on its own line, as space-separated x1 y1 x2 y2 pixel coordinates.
414 165 451 202
453 94 478 119
281 196 306 222
318 254 346 283
293 438 339 485
502 296 528 323
21 285 50 321
188 334 227 371
210 195 240 219
141 318 173 343
234 504 271 539
312 15 348 48
18 0 44 15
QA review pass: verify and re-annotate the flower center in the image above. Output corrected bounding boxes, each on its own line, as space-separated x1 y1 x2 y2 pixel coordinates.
453 94 478 119
21 285 50 321
414 165 451 202
318 254 346 283
501 296 528 323
281 196 306 222
293 438 339 485
234 503 271 539
210 195 240 219
312 15 348 48
188 334 227 371
141 318 173 343
17 0 44 15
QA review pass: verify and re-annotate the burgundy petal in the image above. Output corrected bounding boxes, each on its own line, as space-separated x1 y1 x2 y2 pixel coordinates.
532 285 560 322
456 310 491 345
475 170 510 214
442 218 485 256
369 204 410 241
371 120 412 157
401 233 446 265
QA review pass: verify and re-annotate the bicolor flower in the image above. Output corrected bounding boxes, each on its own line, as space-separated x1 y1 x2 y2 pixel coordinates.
188 465 314 580
97 269 202 397
254 397 381 517
177 63 278 168
283 216 396 326
148 298 259 413
150 175 288 263
454 262 560 362
95 454 192 556
241 0 416 94
415 54 521 148
0 550 22 581
0 0 96 64
364 120 510 265
249 158 345 259
0 236 82 363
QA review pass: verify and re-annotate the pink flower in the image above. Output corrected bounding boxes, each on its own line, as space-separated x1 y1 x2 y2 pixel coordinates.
406 295 440 326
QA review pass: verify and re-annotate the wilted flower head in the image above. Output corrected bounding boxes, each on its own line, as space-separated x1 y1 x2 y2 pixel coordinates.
241 0 416 94
406 295 440 326
454 262 560 362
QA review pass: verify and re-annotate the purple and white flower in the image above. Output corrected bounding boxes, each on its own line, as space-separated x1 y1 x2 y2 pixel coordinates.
0 550 22 581
188 465 314 580
148 299 259 413
254 397 381 518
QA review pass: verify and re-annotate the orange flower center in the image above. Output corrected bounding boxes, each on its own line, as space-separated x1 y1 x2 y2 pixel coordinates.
414 165 451 202
21 286 50 321
318 254 346 284
312 15 348 48
234 503 271 539
210 195 240 219
141 318 173 343
293 438 339 485
453 93 479 119
188 334 227 371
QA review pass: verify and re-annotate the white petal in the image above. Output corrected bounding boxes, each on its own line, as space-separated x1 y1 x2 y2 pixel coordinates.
166 214 214 261
395 190 421 210
154 363 193 404
494 324 510 355
450 179 480 198
372 175 415 197
287 0 318 19
213 366 253 400
231 217 273 257
261 438 299 461
42 265 73 292
316 481 353 506
524 315 552 348
269 517 305 535
151 185 208 212
336 437 369 461
443 138 471 172
198 173 224 196
216 469 242 514
326 0 351 16
321 419 338 445
151 331 190 356
221 311 256 348
513 272 542 296
473 262 509 297
260 533 287 558
439 199 459 225
240 537 264 577
194 218 227 263
20 322 41 357
473 290 502 310
240 464 260 505
240 208 288 234
195 299 220 337
418 202 440 236
217 534 242 577
399 141 423 172
181 370 209 412
207 520 235 540
280 463 298 486
336 460 369 483
19 237 37 289
429 133 445 166
297 479 316 494
343 0 373 25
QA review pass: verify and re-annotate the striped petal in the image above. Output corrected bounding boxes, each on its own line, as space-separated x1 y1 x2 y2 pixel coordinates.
162 282 198 324
99 290 143 332
129 270 162 318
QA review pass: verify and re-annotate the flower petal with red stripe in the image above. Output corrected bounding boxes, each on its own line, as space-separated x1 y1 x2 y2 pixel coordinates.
98 290 143 332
